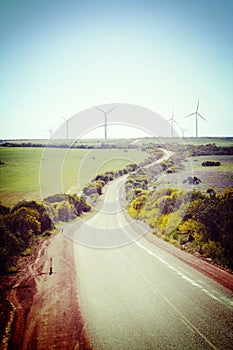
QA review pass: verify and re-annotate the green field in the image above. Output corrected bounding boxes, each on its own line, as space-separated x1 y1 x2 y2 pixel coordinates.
187 155 233 193
159 155 233 194
0 147 148 206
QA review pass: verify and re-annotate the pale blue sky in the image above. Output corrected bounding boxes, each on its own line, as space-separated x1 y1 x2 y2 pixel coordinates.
0 0 232 139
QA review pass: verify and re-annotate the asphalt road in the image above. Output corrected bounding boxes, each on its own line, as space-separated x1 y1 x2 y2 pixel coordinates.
73 170 233 350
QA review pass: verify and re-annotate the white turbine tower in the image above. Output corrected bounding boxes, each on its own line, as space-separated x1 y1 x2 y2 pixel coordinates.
95 105 118 142
185 100 207 138
167 110 178 137
180 127 189 138
46 126 54 139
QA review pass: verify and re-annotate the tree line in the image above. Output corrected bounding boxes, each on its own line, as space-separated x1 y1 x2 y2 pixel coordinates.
0 142 140 149
1 141 233 155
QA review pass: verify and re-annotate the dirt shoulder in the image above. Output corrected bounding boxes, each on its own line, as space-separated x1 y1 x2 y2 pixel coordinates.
2 231 91 350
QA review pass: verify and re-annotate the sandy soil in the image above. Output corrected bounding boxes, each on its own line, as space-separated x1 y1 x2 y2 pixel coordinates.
2 231 91 350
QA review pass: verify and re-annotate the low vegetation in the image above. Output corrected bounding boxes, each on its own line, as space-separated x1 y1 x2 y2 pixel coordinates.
185 143 233 156
183 176 202 185
125 142 233 270
44 193 91 222
202 160 221 166
126 184 233 269
0 201 54 273
0 194 91 273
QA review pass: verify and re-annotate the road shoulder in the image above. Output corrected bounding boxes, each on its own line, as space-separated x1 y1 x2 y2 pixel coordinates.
3 231 91 350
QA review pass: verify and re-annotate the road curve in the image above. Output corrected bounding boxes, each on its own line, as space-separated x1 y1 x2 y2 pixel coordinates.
72 153 233 350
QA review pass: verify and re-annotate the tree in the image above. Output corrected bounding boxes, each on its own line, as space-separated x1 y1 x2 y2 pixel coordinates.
178 219 208 246
83 180 105 196
11 200 54 232
57 201 76 222
9 207 41 243
127 193 148 219
0 204 10 216
0 221 22 271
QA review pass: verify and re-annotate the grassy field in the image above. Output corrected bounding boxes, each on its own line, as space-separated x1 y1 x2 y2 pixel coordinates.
187 155 233 193
0 147 148 206
137 137 233 146
159 155 233 194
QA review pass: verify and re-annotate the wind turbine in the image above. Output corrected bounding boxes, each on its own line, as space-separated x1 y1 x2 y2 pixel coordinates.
167 110 179 137
185 100 207 138
61 116 69 140
95 105 118 141
46 126 54 139
180 127 189 138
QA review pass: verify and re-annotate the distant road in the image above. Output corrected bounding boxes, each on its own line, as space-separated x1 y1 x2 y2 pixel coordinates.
72 149 233 350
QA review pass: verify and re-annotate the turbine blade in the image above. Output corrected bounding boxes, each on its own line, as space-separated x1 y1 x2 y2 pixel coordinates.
95 106 105 115
185 112 195 118
197 113 207 121
196 99 199 112
106 105 118 114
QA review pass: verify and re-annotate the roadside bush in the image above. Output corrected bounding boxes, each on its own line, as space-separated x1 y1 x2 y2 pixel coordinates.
0 204 10 216
44 194 91 222
11 200 54 232
202 161 221 167
43 194 66 203
0 200 55 273
127 193 148 219
83 180 105 196
127 186 233 270
57 201 76 222
202 241 226 266
9 207 41 241
94 171 114 183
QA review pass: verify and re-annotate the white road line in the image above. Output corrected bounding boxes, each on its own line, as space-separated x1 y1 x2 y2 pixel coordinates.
120 223 233 309
118 248 218 350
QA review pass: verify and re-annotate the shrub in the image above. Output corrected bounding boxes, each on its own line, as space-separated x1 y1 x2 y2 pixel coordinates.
202 161 221 167
202 241 226 265
83 180 105 196
44 194 66 203
183 176 201 185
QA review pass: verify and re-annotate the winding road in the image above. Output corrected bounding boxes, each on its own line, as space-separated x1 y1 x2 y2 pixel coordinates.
72 151 233 350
